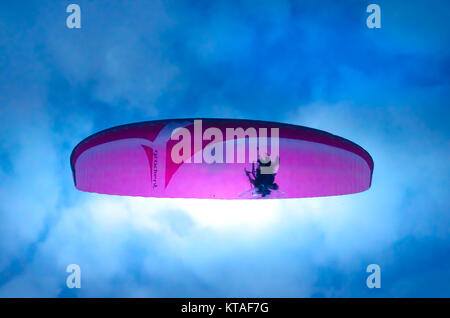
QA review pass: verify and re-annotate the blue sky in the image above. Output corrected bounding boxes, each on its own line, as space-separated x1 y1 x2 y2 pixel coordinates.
0 0 449 297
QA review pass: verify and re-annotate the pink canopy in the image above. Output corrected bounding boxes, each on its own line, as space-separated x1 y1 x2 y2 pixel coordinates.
70 118 373 199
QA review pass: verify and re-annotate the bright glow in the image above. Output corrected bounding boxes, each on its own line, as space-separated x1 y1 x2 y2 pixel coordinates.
86 195 283 232
179 198 281 230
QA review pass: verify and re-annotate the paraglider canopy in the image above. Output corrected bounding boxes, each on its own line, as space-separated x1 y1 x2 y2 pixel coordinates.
71 118 373 199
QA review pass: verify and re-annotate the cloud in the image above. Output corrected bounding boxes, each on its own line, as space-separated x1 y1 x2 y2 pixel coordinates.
0 0 449 297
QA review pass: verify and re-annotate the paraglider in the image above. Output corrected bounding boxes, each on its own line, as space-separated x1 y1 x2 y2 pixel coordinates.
70 118 373 199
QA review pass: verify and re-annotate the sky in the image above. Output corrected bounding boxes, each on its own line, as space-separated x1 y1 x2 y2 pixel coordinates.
0 0 449 297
